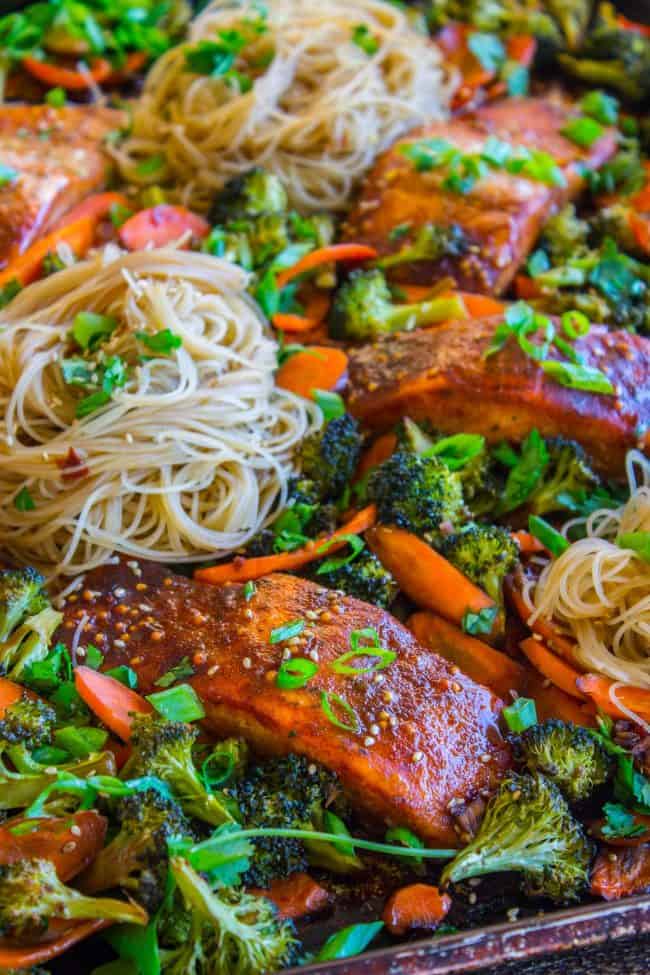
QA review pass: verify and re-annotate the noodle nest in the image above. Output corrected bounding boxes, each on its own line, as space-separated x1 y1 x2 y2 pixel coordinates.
529 451 650 691
114 0 452 212
0 248 319 577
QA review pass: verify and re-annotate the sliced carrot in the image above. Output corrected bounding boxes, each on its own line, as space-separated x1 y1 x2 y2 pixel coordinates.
275 345 348 399
0 811 107 882
575 674 650 723
0 677 23 716
0 216 95 289
74 666 152 742
0 919 111 969
55 192 130 230
104 50 149 84
409 611 525 700
354 432 397 482
523 667 595 727
275 244 377 289
506 577 579 662
119 205 210 251
629 212 650 256
591 844 650 901
617 13 650 38
459 292 505 317
383 884 451 937
248 873 330 919
507 34 537 68
195 504 377 585
514 275 542 300
272 313 320 333
22 56 112 89
511 530 547 555
366 525 496 630
520 636 585 700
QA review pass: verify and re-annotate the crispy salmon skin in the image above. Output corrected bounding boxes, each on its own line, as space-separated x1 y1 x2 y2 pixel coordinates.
0 105 122 267
56 561 511 845
346 316 650 476
342 97 616 294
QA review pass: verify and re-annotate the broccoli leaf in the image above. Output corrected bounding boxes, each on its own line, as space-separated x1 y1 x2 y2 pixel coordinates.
497 429 549 514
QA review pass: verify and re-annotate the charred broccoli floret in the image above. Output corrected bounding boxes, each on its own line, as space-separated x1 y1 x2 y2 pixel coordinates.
528 438 600 515
310 549 398 609
368 450 464 540
0 568 61 679
0 857 147 939
298 414 362 502
164 857 297 975
230 753 350 887
120 714 234 827
209 168 288 224
378 222 468 270
328 268 466 343
559 3 650 101
0 568 47 641
440 523 519 605
539 205 590 264
426 0 585 52
0 694 55 748
79 789 193 913
441 772 593 902
514 720 612 803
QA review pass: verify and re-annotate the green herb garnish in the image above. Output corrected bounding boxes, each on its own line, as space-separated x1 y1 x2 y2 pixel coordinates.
503 696 538 733
276 658 318 690
146 683 205 722
269 619 305 644
528 515 570 557
154 656 195 688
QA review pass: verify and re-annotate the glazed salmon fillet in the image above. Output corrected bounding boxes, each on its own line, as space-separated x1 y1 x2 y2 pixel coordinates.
342 97 616 294
57 561 511 845
346 316 650 476
0 105 122 267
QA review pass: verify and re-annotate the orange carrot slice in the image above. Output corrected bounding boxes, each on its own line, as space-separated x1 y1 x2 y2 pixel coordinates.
272 313 321 333
354 432 397 482
275 345 348 398
0 217 95 289
520 636 585 700
119 205 210 251
275 244 377 289
575 673 650 722
383 884 451 936
195 504 377 585
522 668 595 727
511 530 547 555
0 677 23 716
22 56 112 89
55 192 130 229
0 919 112 969
0 811 107 882
74 666 152 742
506 578 579 662
367 525 496 629
248 873 330 920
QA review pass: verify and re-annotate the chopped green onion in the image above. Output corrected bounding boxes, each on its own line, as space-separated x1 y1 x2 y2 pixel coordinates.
330 646 396 676
349 627 381 651
528 514 570 557
316 534 365 574
54 725 108 758
539 360 614 395
503 61 528 97
617 532 650 564
109 203 134 228
423 433 486 471
322 809 355 856
314 921 384 962
276 658 318 690
0 163 19 187
312 389 345 421
71 311 117 350
154 656 195 688
243 581 256 601
561 116 604 148
467 32 505 72
388 223 412 242
146 683 205 722
136 329 182 355
14 486 35 512
105 665 138 689
503 696 538 733
581 90 618 126
84 644 104 670
561 309 590 339
351 24 379 56
527 249 550 278
385 826 424 864
0 279 21 309
269 619 305 644
45 87 66 107
136 154 165 177
321 691 360 734
462 605 498 636
76 390 111 419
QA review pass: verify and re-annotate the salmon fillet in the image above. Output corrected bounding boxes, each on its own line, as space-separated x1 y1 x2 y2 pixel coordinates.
342 97 616 294
346 316 650 476
57 561 511 845
0 105 122 267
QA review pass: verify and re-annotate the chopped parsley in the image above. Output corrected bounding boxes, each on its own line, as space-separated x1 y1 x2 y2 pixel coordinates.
14 485 35 512
154 656 195 688
351 24 379 56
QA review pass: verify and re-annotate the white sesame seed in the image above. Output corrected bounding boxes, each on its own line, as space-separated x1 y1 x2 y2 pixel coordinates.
307 763 317 775
382 689 394 703
282 648 291 661
114 587 126 598
114 639 126 648
45 766 58 775
62 841 77 854
369 723 380 736
70 825 82 837
373 673 384 684
411 751 424 764
468 893 477 905
308 650 319 662
363 736 375 747
480 753 491 763
242 657 252 669
207 664 219 676
305 610 318 620
507 908 520 922
125 432 134 444
389 716 398 727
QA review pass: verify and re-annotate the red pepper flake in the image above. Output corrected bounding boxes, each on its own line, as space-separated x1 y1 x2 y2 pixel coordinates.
57 447 89 481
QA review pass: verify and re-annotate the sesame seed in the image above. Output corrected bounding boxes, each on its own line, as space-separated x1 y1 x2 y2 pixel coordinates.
282 648 291 661
68 595 78 603
207 664 220 676
82 589 94 601
468 893 477 905
150 631 164 642
411 751 424 763
70 825 82 837
61 841 77 854
305 610 318 620
116 604 128 615
127 561 142 577
507 908 520 922
139 604 152 613
480 753 491 763
363 736 376 747
164 577 173 586
243 608 253 620
125 432 134 444
243 657 252 669
320 611 332 622
45 766 58 775
309 650 319 662
369 723 380 736
308 763 317 775
288 636 301 646
114 639 126 648
113 587 126 598
130 656 143 666
378 710 390 720
451 682 462 693
135 582 147 591
95 633 105 642
373 673 384 684
381 689 394 703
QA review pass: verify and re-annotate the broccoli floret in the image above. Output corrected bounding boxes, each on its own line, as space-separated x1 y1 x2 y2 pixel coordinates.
514 720 612 803
120 714 234 827
204 226 254 270
0 751 116 813
0 568 48 642
230 753 350 887
378 222 468 270
540 205 590 264
310 549 398 609
0 857 147 939
528 438 600 515
208 168 288 224
427 0 567 50
163 857 297 975
0 694 55 749
297 414 362 502
440 524 519 605
368 450 464 541
328 268 466 343
79 789 193 913
441 772 593 902
559 4 650 101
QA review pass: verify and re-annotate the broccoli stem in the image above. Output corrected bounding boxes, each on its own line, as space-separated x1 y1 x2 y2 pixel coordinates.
558 56 642 100
388 294 467 331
